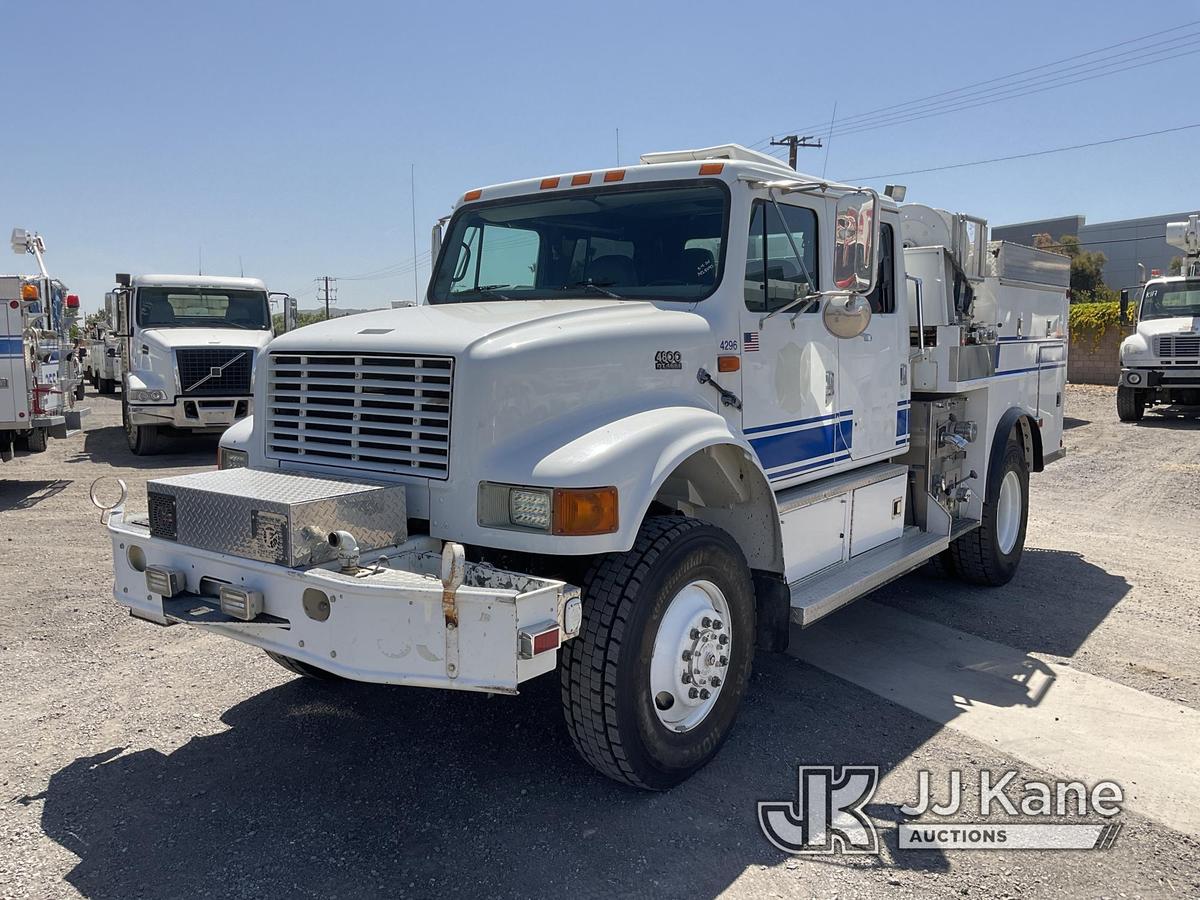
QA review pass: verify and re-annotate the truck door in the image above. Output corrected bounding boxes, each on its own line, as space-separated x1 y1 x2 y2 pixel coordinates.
1 284 23 423
836 221 908 459
739 198 847 487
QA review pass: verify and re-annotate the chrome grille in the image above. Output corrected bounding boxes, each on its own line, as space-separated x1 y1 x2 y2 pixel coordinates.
265 352 452 478
1155 334 1200 358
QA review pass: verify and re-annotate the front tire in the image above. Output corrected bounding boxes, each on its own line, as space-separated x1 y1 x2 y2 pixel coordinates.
264 651 344 681
950 433 1029 586
1116 385 1145 422
26 427 48 453
560 516 755 790
124 404 161 455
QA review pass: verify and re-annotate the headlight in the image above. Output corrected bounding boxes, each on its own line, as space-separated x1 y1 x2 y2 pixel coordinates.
479 482 618 535
129 389 167 403
218 447 249 469
1126 372 1142 385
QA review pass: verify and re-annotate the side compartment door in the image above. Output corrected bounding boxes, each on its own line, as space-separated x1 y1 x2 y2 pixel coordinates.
836 221 908 459
739 199 848 487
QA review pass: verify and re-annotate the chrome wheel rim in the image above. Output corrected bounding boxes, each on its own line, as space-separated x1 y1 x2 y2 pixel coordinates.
996 469 1022 555
649 579 731 733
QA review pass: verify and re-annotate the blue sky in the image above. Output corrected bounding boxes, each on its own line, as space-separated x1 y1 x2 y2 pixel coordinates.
5 0 1199 313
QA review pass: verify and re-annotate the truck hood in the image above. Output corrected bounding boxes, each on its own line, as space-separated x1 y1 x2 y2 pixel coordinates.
268 299 698 357
1136 317 1200 338
138 327 273 351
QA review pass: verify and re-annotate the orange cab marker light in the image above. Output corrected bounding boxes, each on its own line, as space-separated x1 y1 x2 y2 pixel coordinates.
553 487 619 536
571 173 592 186
699 162 725 175
540 177 560 190
603 169 625 182
463 188 483 201
717 355 740 373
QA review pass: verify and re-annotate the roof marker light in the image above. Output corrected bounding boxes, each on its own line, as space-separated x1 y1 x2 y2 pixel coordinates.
464 189 483 202
571 173 592 186
699 163 725 175
540 177 560 190
603 169 625 183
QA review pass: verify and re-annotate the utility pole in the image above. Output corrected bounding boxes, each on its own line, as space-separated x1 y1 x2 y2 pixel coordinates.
770 134 823 170
316 276 337 320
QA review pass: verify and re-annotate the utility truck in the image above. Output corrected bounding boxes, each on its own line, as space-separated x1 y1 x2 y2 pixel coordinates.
105 274 275 454
83 291 125 394
97 145 1068 788
2 228 87 460
1117 214 1200 421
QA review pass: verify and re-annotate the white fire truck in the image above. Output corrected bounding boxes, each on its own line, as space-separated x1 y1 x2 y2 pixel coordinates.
2 229 87 461
105 274 276 454
1117 214 1200 420
98 146 1068 788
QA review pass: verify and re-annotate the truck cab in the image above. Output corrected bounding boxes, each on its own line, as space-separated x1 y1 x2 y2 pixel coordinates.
108 274 273 454
101 145 1066 788
1117 216 1200 421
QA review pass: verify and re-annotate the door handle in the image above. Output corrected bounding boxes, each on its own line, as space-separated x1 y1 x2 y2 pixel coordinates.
825 370 835 403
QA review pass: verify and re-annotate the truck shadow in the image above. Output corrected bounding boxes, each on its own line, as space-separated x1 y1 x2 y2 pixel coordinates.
64 425 219 470
35 551 1127 898
0 478 72 511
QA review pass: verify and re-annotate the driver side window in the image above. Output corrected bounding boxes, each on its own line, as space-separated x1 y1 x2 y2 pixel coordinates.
744 201 819 313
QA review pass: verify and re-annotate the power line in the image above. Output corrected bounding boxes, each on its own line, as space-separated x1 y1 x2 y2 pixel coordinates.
315 276 337 318
748 18 1200 148
842 122 1200 181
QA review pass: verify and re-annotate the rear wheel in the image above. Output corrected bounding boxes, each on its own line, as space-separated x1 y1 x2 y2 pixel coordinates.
99 377 115 395
1116 385 1145 422
264 651 344 681
25 427 48 453
560 516 755 790
950 433 1029 586
74 380 86 401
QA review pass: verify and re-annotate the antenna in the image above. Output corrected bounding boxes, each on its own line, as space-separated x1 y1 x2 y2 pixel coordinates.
239 255 244 277
822 101 837 178
616 127 620 166
198 245 203 276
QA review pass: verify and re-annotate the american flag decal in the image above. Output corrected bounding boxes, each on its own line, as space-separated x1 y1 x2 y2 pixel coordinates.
743 331 760 352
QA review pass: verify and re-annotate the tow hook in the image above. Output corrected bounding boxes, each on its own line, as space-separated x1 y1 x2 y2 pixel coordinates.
697 368 742 410
441 542 466 679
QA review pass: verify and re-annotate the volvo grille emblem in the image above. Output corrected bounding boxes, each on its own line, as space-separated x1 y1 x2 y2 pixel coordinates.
185 352 247 393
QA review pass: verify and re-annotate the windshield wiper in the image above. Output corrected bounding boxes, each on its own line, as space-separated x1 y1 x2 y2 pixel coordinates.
566 280 624 299
473 284 514 300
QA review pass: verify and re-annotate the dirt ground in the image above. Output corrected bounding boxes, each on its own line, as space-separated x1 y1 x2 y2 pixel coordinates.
1 385 1197 899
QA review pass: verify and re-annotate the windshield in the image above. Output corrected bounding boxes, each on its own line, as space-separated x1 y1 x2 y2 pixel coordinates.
1140 281 1200 320
135 287 271 330
429 180 729 304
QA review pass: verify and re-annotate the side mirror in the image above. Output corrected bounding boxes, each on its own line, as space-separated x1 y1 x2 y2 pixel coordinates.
1119 289 1129 325
832 190 880 294
283 295 298 333
431 222 444 266
823 293 872 339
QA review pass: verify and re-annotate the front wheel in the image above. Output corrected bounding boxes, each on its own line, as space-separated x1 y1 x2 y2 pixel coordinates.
950 433 1029 586
74 380 86 401
26 427 48 453
264 651 345 681
124 405 161 455
1116 385 1145 422
560 516 756 790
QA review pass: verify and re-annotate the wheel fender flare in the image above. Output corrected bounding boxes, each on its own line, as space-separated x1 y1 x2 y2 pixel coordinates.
988 407 1043 495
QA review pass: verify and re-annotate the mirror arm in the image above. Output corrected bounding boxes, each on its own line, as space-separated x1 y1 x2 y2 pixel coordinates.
906 274 925 354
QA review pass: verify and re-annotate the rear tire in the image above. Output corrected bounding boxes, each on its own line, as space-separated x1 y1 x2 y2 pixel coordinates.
264 651 344 681
26 427 48 453
1116 385 1145 422
950 433 1029 586
560 516 755 790
99 377 115 395
74 381 86 401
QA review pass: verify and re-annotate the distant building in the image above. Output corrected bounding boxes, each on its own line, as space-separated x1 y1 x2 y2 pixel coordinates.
993 210 1200 290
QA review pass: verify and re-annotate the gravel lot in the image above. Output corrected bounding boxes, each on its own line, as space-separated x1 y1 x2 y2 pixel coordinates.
2 385 1197 899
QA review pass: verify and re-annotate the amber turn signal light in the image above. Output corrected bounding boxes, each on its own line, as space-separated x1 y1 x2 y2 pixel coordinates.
553 487 619 536
717 355 740 372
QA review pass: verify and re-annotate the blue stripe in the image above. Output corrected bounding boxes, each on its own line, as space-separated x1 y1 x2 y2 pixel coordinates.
0 337 23 354
896 407 909 437
768 451 852 481
896 437 909 446
999 336 1065 344
744 409 850 436
751 419 851 470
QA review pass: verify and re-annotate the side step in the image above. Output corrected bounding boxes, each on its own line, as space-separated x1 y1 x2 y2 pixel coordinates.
790 527 950 627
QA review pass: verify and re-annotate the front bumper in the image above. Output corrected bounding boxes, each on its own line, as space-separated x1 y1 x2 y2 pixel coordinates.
128 395 252 431
106 511 581 694
1120 366 1200 390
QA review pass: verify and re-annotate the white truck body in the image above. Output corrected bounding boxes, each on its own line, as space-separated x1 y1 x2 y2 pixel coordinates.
109 273 273 454
1118 215 1200 418
84 290 125 392
101 145 1068 787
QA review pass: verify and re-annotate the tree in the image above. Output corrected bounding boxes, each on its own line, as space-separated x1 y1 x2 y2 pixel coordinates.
1169 256 1183 276
1053 234 1109 301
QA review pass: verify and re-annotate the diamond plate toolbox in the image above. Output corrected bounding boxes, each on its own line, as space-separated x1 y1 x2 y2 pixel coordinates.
145 468 407 567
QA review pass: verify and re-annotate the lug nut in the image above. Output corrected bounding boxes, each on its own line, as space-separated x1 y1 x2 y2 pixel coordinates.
689 628 700 640
710 675 722 687
718 634 728 645
702 617 712 628
688 687 699 699
719 655 728 666
713 620 723 630
699 689 711 700
681 672 692 684
681 649 692 661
